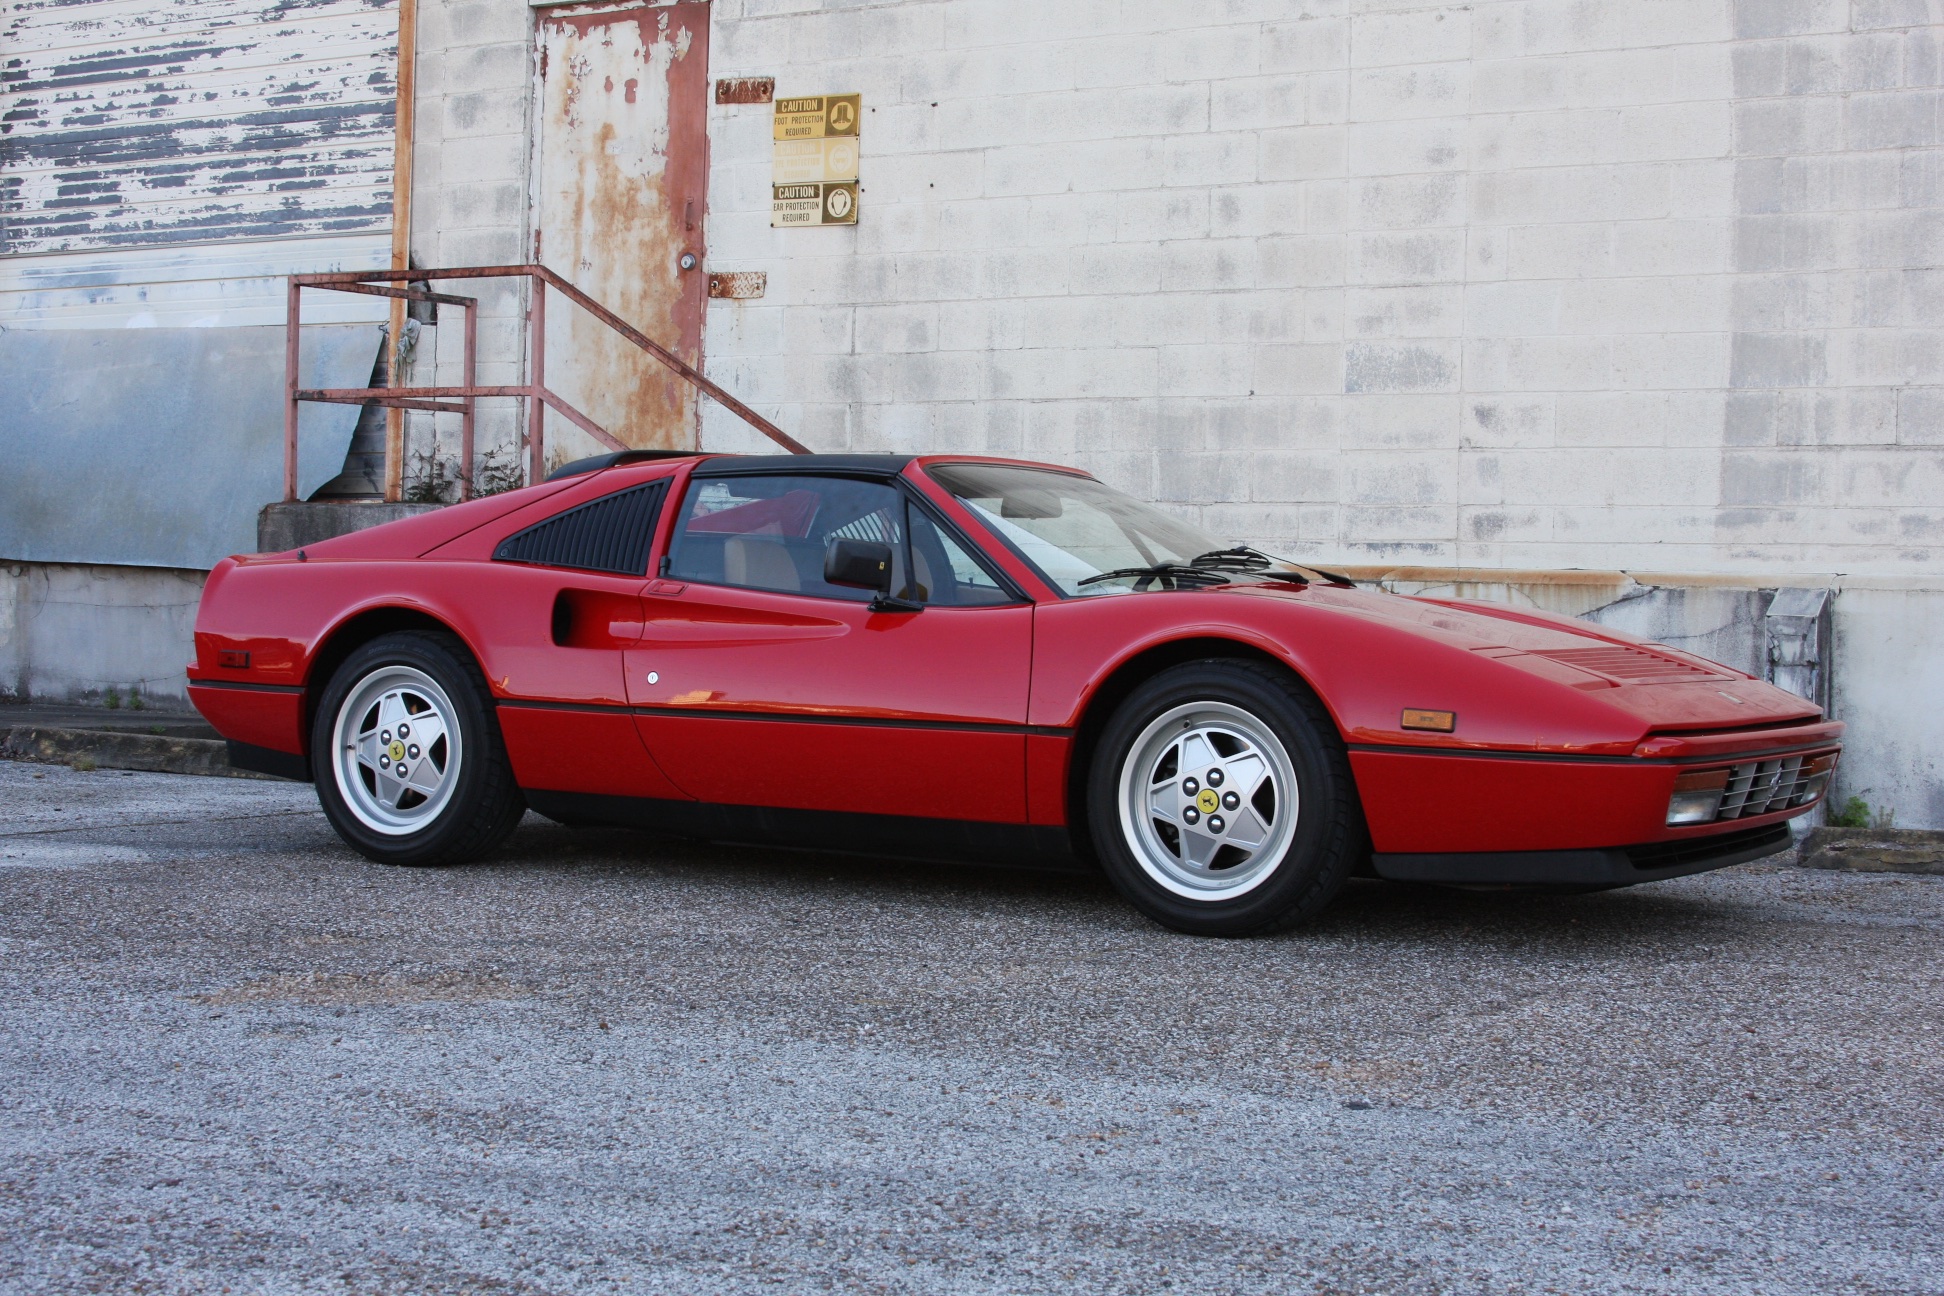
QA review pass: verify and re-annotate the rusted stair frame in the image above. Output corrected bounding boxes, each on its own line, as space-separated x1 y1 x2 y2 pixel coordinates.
283 264 807 503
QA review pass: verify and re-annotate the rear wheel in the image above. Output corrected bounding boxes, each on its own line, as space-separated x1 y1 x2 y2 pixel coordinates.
1087 659 1361 936
311 631 525 866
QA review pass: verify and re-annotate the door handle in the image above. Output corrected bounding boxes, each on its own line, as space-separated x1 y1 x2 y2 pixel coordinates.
553 588 648 646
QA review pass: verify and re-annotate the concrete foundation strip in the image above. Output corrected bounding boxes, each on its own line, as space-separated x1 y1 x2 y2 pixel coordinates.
0 726 277 781
1795 827 1944 876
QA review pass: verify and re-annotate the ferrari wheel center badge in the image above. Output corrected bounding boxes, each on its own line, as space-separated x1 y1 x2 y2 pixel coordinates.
1195 788 1220 814
389 740 406 762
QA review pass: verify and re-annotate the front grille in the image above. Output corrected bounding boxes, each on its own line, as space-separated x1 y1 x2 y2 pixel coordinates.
1627 823 1792 871
1717 755 1816 819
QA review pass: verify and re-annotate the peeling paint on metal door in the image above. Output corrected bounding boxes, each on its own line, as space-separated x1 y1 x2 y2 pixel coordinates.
0 0 398 256
533 2 710 459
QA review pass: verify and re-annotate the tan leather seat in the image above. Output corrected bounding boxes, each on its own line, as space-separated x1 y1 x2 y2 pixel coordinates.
724 535 801 591
911 546 933 602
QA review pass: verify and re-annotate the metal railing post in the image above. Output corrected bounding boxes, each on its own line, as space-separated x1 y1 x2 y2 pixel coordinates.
283 278 302 502
461 299 478 500
282 264 805 498
526 274 546 486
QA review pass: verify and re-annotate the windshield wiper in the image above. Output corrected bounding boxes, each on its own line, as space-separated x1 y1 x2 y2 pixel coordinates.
1189 546 1275 572
1193 546 1357 587
1077 549 1360 592
1077 562 1233 590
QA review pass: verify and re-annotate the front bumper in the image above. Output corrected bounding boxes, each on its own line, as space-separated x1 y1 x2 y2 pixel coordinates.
1371 822 1793 888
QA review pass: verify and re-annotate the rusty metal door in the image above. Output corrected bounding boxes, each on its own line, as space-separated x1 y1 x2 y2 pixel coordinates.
533 1 710 457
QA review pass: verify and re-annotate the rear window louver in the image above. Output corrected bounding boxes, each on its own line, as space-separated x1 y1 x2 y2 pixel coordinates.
493 481 665 575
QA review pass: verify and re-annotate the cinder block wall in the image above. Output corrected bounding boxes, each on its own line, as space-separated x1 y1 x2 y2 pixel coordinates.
0 564 206 708
399 0 540 475
399 0 1942 826
697 0 1942 579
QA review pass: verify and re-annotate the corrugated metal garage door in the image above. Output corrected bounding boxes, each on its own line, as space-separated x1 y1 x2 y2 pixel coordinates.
0 0 398 256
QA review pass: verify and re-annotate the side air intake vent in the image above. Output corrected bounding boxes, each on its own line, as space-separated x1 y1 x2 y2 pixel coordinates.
493 482 665 575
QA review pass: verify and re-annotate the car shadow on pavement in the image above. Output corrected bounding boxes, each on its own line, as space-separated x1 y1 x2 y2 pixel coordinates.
487 815 1773 953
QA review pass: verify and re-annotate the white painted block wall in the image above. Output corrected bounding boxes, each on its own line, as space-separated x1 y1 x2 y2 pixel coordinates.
692 0 1942 580
0 564 206 707
396 0 1943 826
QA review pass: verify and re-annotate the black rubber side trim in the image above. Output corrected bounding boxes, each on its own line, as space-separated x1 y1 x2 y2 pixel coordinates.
495 697 1075 738
1349 743 1645 765
1348 742 1841 767
524 790 1081 870
1371 822 1794 887
227 740 312 782
192 680 305 695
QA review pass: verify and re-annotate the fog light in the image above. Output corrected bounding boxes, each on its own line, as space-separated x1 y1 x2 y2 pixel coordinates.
1799 753 1838 804
1667 768 1730 825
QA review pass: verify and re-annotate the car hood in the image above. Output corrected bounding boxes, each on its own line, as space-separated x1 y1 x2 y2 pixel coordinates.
1231 582 1821 732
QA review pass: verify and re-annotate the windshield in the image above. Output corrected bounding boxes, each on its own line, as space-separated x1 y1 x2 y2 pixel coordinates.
925 463 1225 596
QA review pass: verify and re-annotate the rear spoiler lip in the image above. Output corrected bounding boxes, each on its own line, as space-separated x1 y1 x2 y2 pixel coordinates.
545 450 705 481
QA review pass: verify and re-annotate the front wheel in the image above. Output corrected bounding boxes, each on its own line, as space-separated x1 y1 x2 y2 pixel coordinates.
311 631 525 866
1087 659 1362 936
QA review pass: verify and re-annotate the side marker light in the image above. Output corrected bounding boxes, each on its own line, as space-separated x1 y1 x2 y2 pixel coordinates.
1401 709 1456 732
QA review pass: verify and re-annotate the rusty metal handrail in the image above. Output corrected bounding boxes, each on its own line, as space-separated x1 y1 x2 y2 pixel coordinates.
283 263 807 502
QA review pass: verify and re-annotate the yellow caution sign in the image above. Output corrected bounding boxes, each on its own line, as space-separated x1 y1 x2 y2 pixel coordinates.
772 136 860 185
772 182 857 227
771 94 861 226
772 94 860 141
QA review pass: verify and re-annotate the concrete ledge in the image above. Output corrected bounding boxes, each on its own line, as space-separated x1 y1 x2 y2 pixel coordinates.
1796 827 1944 875
0 703 216 737
0 726 275 780
258 501 443 553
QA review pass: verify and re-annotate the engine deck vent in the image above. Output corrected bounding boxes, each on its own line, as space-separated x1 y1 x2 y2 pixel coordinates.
1535 644 1728 685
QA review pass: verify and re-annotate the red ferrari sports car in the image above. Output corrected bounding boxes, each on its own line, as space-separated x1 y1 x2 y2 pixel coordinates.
189 452 1841 935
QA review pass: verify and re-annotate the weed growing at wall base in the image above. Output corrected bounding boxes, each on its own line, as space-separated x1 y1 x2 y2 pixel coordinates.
1829 796 1897 830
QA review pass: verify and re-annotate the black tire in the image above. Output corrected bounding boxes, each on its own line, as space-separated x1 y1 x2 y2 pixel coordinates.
310 630 525 867
1086 659 1363 936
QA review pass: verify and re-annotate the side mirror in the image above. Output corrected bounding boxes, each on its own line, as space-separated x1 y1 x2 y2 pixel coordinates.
823 537 923 612
824 537 893 593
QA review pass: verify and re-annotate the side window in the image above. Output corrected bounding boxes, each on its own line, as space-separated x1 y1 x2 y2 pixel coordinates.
666 474 908 601
905 502 1015 607
493 480 665 575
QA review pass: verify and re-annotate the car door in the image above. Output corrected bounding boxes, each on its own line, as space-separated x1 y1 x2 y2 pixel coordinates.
471 476 689 801
626 469 1033 822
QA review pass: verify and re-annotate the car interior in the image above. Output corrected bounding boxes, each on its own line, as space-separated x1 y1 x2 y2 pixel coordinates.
667 474 1012 606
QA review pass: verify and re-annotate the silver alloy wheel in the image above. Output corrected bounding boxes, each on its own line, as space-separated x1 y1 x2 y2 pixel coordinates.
1116 701 1300 901
331 665 463 836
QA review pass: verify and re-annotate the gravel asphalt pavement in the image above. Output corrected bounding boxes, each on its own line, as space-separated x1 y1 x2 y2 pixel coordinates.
2 759 1940 1294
